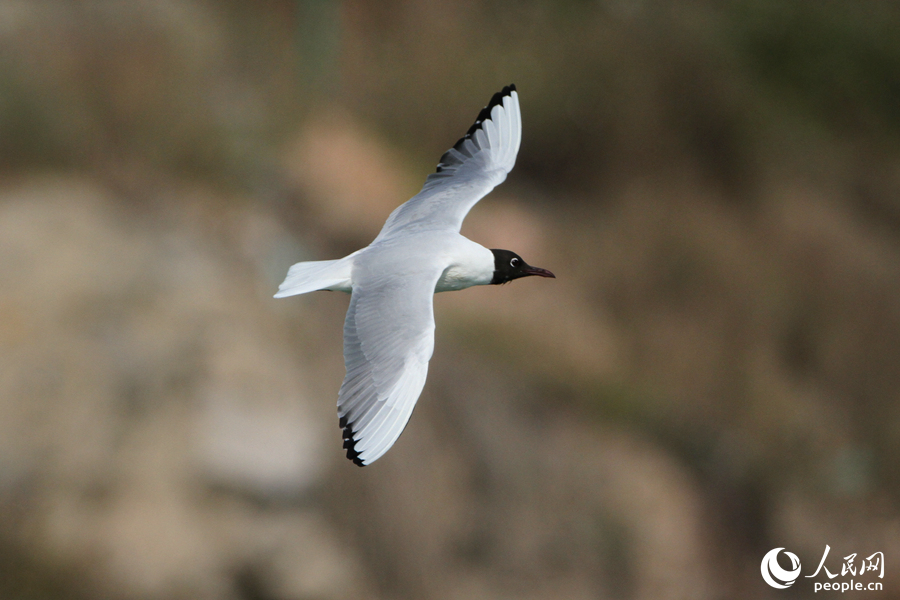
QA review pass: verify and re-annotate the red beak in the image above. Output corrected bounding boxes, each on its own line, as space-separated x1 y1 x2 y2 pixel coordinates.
523 266 555 278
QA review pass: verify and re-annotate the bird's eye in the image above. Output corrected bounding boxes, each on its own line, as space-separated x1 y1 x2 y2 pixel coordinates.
510 258 520 267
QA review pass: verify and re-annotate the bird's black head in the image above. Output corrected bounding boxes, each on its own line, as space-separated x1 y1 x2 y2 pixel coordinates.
490 249 556 285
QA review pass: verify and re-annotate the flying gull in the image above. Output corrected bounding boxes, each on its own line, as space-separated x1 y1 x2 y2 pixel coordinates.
276 84 554 465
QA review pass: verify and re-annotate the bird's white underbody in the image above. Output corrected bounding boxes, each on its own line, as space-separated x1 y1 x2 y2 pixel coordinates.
275 85 554 466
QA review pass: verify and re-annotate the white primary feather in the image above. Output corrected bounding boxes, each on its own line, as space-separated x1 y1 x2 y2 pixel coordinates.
373 86 521 242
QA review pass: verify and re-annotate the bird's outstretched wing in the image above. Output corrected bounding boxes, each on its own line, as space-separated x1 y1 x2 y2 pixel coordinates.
337 255 443 466
373 84 521 243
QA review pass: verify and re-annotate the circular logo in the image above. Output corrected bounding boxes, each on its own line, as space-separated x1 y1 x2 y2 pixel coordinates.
761 548 802 589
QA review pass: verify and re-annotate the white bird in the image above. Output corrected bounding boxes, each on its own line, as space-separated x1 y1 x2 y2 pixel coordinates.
275 85 554 466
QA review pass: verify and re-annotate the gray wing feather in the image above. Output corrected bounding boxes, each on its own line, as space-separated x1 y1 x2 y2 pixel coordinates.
373 86 521 242
338 259 442 466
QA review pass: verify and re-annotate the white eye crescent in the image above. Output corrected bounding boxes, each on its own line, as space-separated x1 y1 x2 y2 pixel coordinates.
510 258 520 267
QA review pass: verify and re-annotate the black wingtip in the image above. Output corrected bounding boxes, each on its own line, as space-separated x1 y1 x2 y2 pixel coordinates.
339 416 366 467
434 84 517 174
463 84 517 138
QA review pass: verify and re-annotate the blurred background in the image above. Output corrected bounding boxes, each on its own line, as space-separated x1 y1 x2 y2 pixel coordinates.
1 1 900 599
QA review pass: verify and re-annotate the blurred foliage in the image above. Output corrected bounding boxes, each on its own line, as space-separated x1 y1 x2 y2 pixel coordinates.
730 0 900 141
4 1 900 192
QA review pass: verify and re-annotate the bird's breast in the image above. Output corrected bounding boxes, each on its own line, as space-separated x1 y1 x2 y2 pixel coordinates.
435 265 479 292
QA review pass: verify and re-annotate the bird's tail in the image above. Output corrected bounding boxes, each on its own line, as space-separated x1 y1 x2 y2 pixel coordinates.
274 258 353 297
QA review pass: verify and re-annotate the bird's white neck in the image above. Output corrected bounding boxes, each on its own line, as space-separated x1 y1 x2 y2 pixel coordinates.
434 239 494 293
